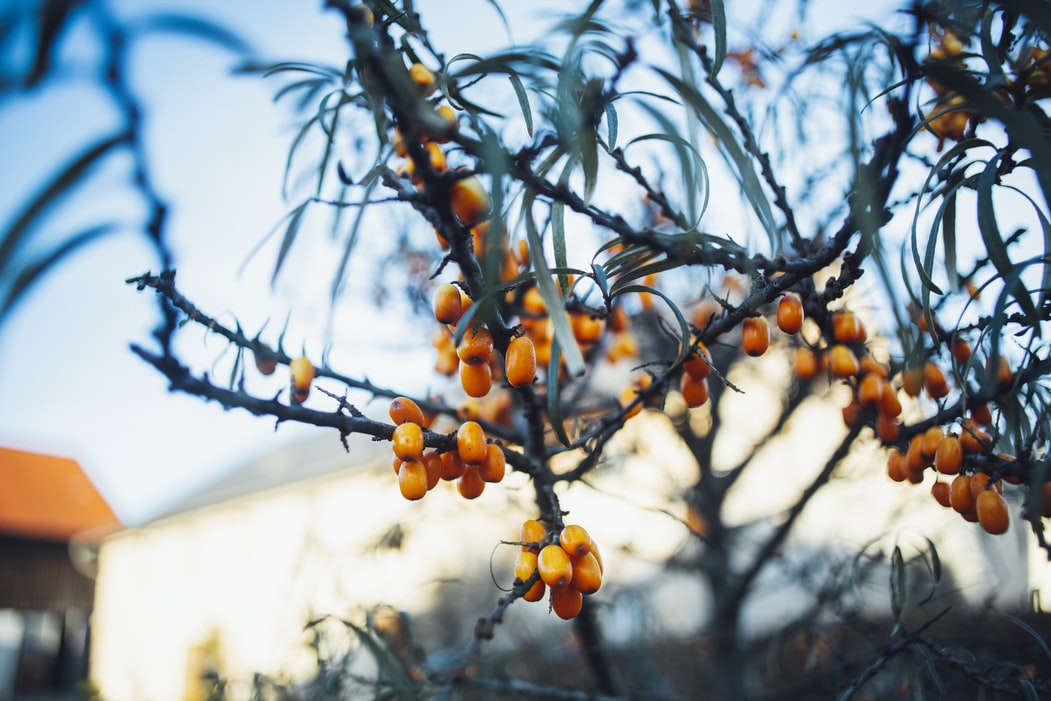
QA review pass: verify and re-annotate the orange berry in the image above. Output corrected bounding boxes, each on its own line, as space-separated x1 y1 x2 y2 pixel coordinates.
538 544 574 589
571 552 603 595
619 385 643 419
793 347 820 380
522 285 547 317
952 337 972 364
398 460 428 501
901 367 924 397
860 357 889 378
479 443 506 483
887 450 907 482
421 451 442 490
449 174 490 226
571 313 605 345
408 61 436 94
440 450 465 481
950 474 975 513
841 399 861 428
931 480 952 508
970 402 993 427
959 424 992 454
921 426 944 458
969 472 1002 499
833 311 866 343
605 331 639 363
933 435 962 475
289 355 315 404
392 422 425 462
433 283 464 325
680 373 710 408
608 305 630 333
924 361 950 398
776 294 804 334
683 341 713 380
976 489 1010 535
549 584 583 620
875 413 900 443
505 336 537 387
456 420 487 465
741 316 770 357
514 550 546 602
906 434 928 472
829 344 860 377
389 396 426 426
459 361 493 398
458 327 494 366
878 382 903 418
254 348 278 376
857 373 886 406
987 355 1014 388
520 519 546 552
1042 482 1051 518
559 525 592 559
457 465 485 499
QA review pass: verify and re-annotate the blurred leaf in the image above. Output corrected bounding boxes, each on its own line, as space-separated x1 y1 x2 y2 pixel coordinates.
329 181 378 305
282 113 321 200
551 199 569 295
580 127 599 204
25 0 81 87
977 155 1037 319
709 0 727 80
546 336 572 447
337 619 414 697
0 223 114 323
1005 180 1051 312
614 283 690 363
1004 614 1051 663
133 13 252 54
507 70 534 137
942 190 958 294
603 102 618 151
591 262 609 299
271 201 309 285
261 61 344 80
890 545 905 624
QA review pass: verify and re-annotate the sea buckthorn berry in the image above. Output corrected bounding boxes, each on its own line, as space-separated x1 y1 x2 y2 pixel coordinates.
559 525 592 559
422 451 442 490
776 294 804 334
921 426 944 458
950 474 975 513
794 347 820 380
521 519 546 552
440 450 465 481
970 402 993 427
959 424 992 454
934 435 962 475
254 348 278 376
408 62 436 94
549 584 583 620
434 105 457 137
619 385 643 419
987 355 1014 388
456 420 487 465
841 400 861 428
833 311 866 343
887 450 907 482
459 361 493 398
857 373 886 406
289 355 315 404
456 465 485 499
389 397 426 426
829 344 860 377
901 367 924 397
605 331 640 363
433 283 464 325
875 413 900 443
931 481 951 508
879 382 903 418
571 313 605 345
969 472 1002 498
906 463 926 485
458 327 494 366
514 550 546 602
1042 482 1051 519
392 456 404 475
608 305 630 333
976 490 1010 535
571 552 603 595
522 285 547 317
479 443 506 483
449 174 491 226
398 460 428 501
392 422 425 462
680 373 710 408
952 337 972 364
505 336 537 388
741 316 770 357
860 357 889 378
538 544 574 588
906 434 928 472
684 341 713 380
924 361 950 398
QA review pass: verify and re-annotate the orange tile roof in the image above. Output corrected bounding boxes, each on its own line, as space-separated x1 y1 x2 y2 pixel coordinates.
0 446 121 542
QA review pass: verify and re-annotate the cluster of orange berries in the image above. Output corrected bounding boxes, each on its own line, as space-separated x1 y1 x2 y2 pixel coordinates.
513 520 603 620
387 396 505 501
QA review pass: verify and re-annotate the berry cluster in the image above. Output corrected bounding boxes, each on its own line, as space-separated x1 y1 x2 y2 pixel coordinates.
513 521 603 620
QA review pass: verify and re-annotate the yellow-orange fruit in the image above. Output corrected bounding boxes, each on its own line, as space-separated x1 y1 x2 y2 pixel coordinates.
950 474 975 513
741 316 770 357
833 311 866 343
841 400 861 428
389 396 425 426
887 450 907 482
969 472 1002 498
408 62 436 94
960 424 992 454
520 519 546 552
875 413 900 443
906 434 928 472
860 357 889 378
931 481 952 507
924 361 950 398
570 313 605 345
550 584 583 620
976 490 1009 534
514 550 546 602
571 552 603 595
392 456 404 475
933 435 962 475
619 385 643 419
456 465 485 499
289 355 315 403
902 367 924 397
858 373 886 406
776 294 804 334
684 342 713 380
970 401 993 427
829 344 860 377
952 337 972 364
559 525 592 559
433 105 458 140
921 426 944 458
398 460 428 501
459 361 493 398
987 355 1014 388
608 305 629 333
879 382 903 418
680 373 710 408
605 331 639 363
537 544 573 588
392 422 425 462
479 443 506 483
422 451 442 490
449 174 490 226
439 450 465 481
457 420 487 465
522 285 546 317
794 347 820 380
458 327 494 365
505 336 537 388
433 283 464 325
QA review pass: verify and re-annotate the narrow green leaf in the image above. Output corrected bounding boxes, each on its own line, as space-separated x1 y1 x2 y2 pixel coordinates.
890 545 906 622
329 180 379 305
603 102 618 151
977 155 1036 318
507 70 534 137
709 0 727 80
546 337 573 447
591 262 609 299
942 190 958 294
271 201 309 285
614 283 690 364
282 114 320 200
580 127 599 204
134 13 251 53
1004 614 1051 663
551 200 569 296
1004 180 1051 312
